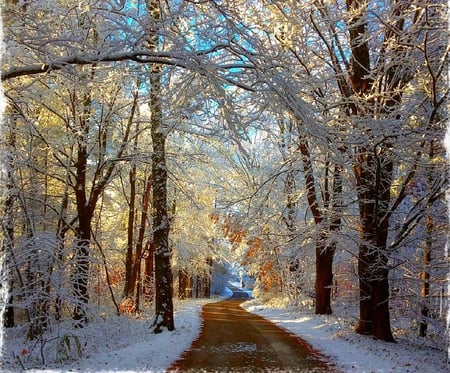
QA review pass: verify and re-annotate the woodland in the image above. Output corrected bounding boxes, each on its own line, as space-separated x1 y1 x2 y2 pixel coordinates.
1 0 449 365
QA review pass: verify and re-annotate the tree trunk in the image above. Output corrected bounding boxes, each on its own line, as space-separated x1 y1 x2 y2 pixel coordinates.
315 235 334 315
72 214 92 324
123 165 136 298
178 269 189 299
345 0 404 342
71 69 136 323
354 154 394 342
130 174 152 299
145 0 174 333
419 204 433 337
134 262 142 312
204 257 213 298
298 136 339 315
2 118 16 328
149 59 174 332
143 241 154 302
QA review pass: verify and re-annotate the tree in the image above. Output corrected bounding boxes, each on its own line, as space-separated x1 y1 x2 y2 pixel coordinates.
1 110 17 328
144 0 174 333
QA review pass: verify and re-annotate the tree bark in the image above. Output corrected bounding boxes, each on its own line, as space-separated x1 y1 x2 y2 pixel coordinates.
151 122 174 331
315 234 333 315
72 91 92 324
129 174 152 301
2 117 16 328
178 269 189 300
143 241 154 302
420 143 436 337
71 72 136 323
353 153 394 342
122 90 141 300
123 165 136 299
204 257 213 298
298 136 338 315
145 0 174 333
346 0 402 342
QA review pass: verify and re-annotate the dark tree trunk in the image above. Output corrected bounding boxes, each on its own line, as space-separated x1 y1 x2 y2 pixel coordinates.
354 154 394 342
345 0 407 342
72 216 92 324
2 121 16 328
204 257 213 298
420 142 438 337
55 192 69 322
147 0 174 334
71 71 136 323
299 137 339 315
123 165 136 298
178 269 189 300
143 241 154 302
130 174 152 299
134 262 142 312
149 66 174 332
315 236 334 315
195 276 200 299
72 85 93 325
419 209 433 337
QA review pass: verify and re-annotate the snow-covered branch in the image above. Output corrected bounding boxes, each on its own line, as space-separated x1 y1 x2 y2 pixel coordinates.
2 49 255 92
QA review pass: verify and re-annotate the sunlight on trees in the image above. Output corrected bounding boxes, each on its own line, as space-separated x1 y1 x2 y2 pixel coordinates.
1 0 448 366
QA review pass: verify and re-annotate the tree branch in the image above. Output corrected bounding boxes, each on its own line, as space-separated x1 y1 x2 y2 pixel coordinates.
1 49 255 92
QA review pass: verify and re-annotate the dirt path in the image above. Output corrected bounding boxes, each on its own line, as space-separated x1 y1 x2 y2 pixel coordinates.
168 286 336 372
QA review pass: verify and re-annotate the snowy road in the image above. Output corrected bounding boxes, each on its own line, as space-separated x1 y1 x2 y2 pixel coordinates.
168 286 336 372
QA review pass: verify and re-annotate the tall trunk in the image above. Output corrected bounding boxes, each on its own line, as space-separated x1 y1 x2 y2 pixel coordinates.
346 0 405 342
315 233 333 315
2 117 16 328
71 71 136 323
178 269 189 300
73 211 92 324
72 89 92 324
298 136 338 314
145 0 174 333
151 111 174 332
143 241 154 302
55 182 70 321
420 143 437 337
123 164 136 298
124 115 141 299
130 174 152 299
354 153 394 342
134 260 142 312
204 257 213 298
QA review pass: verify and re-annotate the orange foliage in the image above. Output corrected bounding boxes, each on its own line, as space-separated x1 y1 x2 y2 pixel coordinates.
242 237 262 265
119 298 136 314
108 269 125 286
222 214 248 248
258 260 282 292
220 214 280 293
93 269 124 294
209 213 220 224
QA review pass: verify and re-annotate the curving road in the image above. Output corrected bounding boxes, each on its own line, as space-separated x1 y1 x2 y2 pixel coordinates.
168 285 336 372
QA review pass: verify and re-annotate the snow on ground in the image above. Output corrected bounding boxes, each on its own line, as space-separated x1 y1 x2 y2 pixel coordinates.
242 298 449 373
2 285 448 372
2 298 213 373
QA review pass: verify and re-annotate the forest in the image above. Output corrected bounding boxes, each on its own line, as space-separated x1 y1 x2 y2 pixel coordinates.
1 0 449 368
